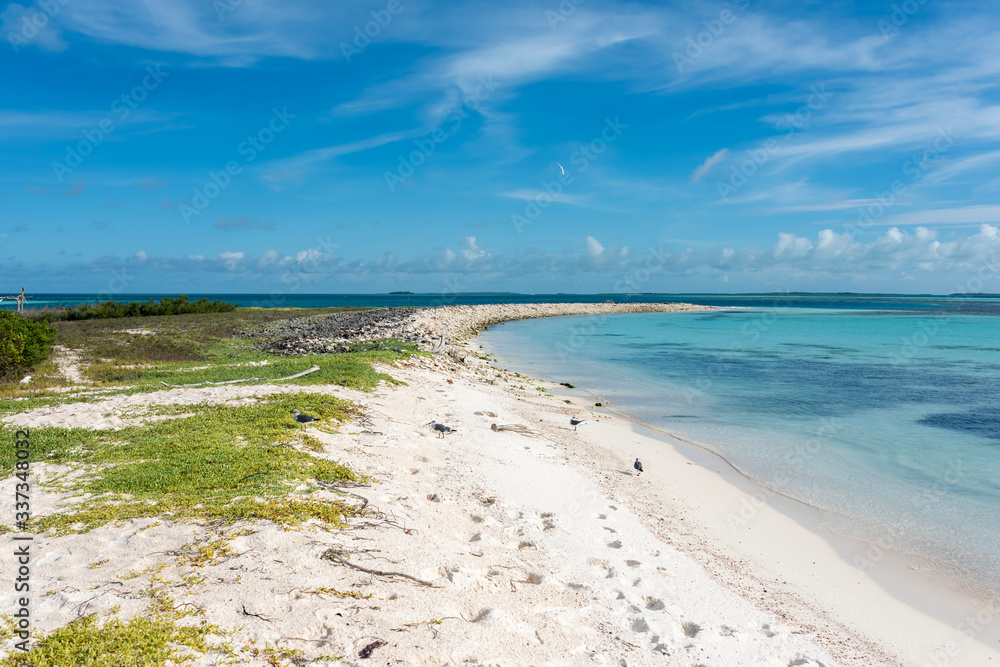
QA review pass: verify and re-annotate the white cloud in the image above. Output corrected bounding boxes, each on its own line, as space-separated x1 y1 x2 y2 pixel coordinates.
1 3 67 52
874 205 1000 227
773 232 813 259
690 148 730 183
217 251 245 270
501 189 587 207
60 225 1000 289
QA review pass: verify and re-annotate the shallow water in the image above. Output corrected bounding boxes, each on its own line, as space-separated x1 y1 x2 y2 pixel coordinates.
478 304 1000 605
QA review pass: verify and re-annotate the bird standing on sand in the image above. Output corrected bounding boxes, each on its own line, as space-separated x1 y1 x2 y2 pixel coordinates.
570 417 585 431
634 458 644 476
293 410 318 424
428 422 455 438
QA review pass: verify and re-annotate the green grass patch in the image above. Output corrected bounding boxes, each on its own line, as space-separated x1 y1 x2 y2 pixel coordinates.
50 306 366 367
1 393 364 535
86 343 412 391
0 613 227 667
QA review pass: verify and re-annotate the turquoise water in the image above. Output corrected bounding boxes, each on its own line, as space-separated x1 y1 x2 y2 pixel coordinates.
478 306 1000 604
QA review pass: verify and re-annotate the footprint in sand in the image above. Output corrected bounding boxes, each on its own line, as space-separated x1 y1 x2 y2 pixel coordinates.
625 560 641 568
597 513 608 520
607 540 623 549
643 596 664 611
682 621 701 638
470 608 492 623
469 532 481 542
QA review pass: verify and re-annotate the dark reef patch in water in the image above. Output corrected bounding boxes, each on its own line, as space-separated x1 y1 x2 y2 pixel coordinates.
918 412 1000 440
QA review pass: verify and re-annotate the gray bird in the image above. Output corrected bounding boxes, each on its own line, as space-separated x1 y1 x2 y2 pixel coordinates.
569 417 585 431
428 422 455 438
634 458 643 475
293 410 318 424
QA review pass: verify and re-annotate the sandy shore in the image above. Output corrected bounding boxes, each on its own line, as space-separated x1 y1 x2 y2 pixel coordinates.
2 303 998 665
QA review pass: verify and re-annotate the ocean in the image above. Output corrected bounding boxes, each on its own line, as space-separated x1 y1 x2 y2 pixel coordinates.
475 295 1000 609
7 291 999 606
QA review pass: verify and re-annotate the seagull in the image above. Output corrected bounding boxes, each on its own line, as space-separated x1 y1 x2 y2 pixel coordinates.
293 410 318 424
569 417 585 431
634 458 643 476
555 161 565 176
428 422 455 438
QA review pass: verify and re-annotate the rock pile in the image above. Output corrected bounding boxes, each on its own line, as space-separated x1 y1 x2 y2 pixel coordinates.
249 302 713 356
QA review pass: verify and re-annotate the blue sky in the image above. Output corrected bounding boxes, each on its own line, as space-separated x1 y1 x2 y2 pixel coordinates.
2 0 1000 295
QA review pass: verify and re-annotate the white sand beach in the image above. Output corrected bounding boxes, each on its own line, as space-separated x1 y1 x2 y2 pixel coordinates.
2 304 998 666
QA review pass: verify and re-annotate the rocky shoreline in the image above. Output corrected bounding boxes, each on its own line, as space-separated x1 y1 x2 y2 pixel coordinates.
251 302 713 355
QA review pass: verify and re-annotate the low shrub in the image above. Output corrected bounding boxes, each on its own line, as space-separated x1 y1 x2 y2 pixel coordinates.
0 310 55 380
27 295 238 322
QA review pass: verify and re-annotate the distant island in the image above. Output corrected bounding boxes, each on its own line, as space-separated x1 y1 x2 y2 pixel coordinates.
388 291 414 294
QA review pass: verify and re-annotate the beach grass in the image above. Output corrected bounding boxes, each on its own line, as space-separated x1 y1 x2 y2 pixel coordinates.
2 393 364 535
84 343 412 389
51 306 363 357
0 612 230 667
0 306 419 413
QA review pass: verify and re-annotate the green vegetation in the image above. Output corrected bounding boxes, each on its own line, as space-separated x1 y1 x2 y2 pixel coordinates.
0 310 56 380
0 613 228 667
2 393 363 535
0 305 400 397
559 382 575 388
85 347 408 390
0 307 411 665
26 295 237 322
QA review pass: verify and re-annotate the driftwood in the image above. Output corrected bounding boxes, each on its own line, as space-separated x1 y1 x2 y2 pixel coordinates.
158 365 320 388
491 423 536 435
316 480 371 513
322 548 439 588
